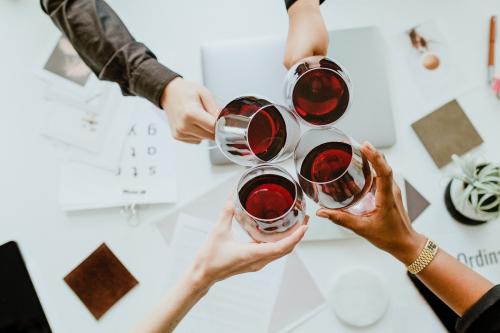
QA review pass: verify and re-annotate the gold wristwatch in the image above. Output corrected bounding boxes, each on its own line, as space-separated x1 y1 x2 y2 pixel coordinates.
407 239 439 275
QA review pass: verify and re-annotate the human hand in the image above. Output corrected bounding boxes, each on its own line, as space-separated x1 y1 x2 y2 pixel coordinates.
190 202 308 288
160 77 219 144
316 143 427 265
283 0 329 69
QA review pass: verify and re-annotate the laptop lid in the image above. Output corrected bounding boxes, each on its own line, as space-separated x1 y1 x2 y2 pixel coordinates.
202 26 396 164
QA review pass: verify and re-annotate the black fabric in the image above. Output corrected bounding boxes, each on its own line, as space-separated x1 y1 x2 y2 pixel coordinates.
0 241 52 333
408 272 458 332
456 285 500 333
40 0 180 107
285 0 325 10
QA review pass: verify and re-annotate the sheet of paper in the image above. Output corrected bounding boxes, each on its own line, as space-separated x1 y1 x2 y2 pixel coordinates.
38 35 129 167
59 102 177 210
53 87 130 171
433 226 500 283
41 85 115 154
170 214 286 333
391 20 472 106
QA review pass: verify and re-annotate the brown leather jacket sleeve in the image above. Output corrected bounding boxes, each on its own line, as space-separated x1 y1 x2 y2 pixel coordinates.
40 0 180 107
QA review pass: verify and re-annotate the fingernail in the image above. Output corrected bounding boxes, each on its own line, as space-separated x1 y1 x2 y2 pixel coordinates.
365 142 375 151
316 210 327 218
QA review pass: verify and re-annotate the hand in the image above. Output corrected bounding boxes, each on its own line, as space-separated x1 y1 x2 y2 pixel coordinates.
160 77 219 144
316 143 427 265
190 202 308 288
283 0 329 69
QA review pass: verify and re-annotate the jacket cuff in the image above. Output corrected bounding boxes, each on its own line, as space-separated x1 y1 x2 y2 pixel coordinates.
456 285 500 333
131 59 181 108
285 0 325 10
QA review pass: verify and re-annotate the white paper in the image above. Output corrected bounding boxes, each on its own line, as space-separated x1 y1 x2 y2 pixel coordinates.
38 35 130 168
50 87 130 170
391 20 471 106
41 85 115 154
433 227 500 284
59 103 177 210
170 214 286 333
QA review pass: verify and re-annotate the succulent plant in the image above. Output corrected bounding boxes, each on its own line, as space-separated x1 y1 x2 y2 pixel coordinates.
451 155 500 217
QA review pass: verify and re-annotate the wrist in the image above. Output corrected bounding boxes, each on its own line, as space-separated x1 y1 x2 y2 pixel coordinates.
389 232 427 266
187 257 215 293
160 77 183 110
288 0 320 19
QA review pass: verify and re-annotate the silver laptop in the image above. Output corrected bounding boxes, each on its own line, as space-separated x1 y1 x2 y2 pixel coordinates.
202 26 396 165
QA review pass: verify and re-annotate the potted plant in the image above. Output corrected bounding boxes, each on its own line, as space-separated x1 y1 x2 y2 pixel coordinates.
444 155 500 225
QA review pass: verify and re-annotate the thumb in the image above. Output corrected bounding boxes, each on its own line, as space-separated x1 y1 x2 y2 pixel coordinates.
316 208 362 232
215 200 235 233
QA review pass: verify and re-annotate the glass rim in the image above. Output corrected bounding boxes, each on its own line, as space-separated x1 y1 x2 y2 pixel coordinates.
287 59 353 129
215 95 298 165
293 128 357 185
236 164 299 223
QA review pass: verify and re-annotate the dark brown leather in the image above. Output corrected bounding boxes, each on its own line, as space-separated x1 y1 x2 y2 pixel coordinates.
64 243 138 320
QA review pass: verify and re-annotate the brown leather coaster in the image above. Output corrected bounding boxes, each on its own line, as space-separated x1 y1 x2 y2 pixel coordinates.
64 243 138 320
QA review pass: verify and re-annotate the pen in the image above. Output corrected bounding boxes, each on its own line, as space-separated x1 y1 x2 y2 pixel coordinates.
488 15 496 85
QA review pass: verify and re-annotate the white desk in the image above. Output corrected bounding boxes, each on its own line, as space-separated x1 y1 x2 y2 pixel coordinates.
1 0 499 332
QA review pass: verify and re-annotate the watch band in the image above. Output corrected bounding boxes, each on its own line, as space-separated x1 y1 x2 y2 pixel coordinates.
407 239 439 275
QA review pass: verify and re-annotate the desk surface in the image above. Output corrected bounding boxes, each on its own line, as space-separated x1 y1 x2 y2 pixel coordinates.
1 0 499 332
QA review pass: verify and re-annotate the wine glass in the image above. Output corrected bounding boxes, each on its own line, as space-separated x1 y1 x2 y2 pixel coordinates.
235 164 306 242
284 56 352 127
215 96 301 166
293 128 375 215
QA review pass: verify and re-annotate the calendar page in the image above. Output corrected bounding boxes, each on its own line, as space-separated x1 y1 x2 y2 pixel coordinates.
59 102 177 211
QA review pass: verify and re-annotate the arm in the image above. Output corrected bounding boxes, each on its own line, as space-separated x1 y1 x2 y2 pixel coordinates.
131 203 308 333
317 144 498 328
132 270 209 333
283 0 328 69
41 0 218 143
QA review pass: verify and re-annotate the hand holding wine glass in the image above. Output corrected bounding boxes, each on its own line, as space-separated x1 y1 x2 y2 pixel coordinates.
160 77 219 144
284 0 329 69
132 202 308 333
192 201 308 285
316 143 427 265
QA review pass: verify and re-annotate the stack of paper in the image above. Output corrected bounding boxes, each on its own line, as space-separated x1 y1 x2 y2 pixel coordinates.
169 214 286 333
36 36 178 211
37 35 131 171
59 105 177 211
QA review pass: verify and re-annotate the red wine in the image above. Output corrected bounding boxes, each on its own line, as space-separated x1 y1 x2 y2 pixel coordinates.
300 142 352 182
219 97 286 161
239 174 295 220
248 106 287 161
292 69 349 126
300 142 370 204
